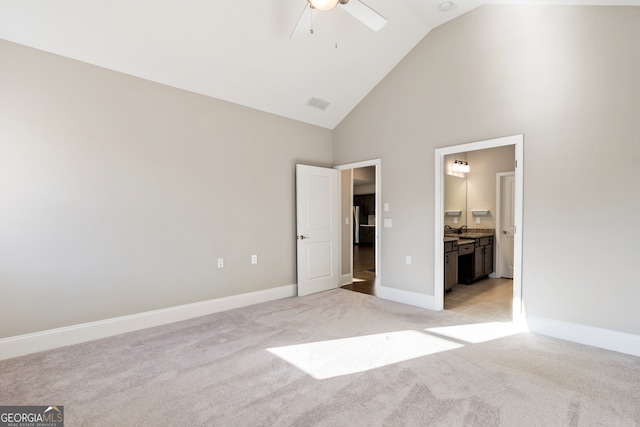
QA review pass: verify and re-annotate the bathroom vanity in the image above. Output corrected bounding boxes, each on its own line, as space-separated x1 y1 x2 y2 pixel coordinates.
444 231 494 289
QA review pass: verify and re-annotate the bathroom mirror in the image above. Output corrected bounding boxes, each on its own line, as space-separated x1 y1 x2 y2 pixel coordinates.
444 174 466 228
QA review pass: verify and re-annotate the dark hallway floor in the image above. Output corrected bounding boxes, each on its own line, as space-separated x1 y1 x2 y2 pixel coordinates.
340 244 376 296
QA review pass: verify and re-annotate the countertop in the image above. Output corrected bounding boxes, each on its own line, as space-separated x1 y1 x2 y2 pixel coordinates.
444 236 476 244
444 232 494 245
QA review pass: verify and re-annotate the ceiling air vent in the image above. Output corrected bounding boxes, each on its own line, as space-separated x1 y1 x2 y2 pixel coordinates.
307 97 330 111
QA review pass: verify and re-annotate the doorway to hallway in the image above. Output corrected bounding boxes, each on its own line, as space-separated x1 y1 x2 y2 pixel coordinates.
335 159 381 297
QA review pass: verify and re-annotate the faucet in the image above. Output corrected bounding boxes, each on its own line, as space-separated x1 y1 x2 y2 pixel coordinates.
444 225 452 230
456 225 468 235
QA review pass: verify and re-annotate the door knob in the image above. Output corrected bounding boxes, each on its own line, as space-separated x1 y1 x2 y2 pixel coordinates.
298 235 309 240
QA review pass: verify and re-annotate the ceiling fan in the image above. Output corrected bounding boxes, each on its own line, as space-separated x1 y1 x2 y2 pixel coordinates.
291 0 387 38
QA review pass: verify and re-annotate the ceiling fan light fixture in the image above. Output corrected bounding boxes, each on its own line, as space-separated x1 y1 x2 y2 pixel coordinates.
307 0 340 11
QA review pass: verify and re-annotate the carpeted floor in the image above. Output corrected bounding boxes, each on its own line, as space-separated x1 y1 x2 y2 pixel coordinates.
1 289 639 426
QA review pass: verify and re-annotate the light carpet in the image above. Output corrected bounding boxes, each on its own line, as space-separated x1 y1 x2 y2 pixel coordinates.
1 289 639 426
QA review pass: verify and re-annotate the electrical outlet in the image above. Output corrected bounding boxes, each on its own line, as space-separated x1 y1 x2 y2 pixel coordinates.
251 254 258 265
217 258 224 268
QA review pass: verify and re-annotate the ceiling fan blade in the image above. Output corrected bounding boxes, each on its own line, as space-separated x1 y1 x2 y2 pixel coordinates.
291 4 316 38
340 0 387 31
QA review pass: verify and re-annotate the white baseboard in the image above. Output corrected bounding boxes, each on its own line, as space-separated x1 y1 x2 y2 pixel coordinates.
377 285 437 311
527 315 640 358
0 284 297 361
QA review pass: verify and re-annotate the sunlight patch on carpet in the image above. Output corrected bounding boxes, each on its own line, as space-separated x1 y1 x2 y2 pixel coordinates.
267 330 463 380
426 321 525 344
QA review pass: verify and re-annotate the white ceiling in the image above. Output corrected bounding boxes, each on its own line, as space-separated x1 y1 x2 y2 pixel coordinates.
1 0 639 129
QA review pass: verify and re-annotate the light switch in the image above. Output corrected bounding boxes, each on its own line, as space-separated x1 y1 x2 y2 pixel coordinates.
345 217 349 225
406 256 412 265
384 203 390 212
453 217 459 224
476 217 481 224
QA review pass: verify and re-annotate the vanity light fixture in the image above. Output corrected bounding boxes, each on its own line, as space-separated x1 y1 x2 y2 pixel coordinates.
452 160 470 173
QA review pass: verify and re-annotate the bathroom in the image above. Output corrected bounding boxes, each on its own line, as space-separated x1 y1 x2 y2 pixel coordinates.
443 145 515 321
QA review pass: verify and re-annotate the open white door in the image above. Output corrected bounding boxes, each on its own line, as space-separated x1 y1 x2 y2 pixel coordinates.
498 173 516 279
296 164 340 296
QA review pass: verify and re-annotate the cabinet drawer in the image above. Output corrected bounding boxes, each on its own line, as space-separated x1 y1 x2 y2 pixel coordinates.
458 243 474 256
479 237 491 246
444 242 453 253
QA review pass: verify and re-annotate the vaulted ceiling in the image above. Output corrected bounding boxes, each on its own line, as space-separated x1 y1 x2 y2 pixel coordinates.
1 0 638 129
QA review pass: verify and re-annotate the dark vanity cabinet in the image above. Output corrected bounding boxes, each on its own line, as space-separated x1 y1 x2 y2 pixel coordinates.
444 240 458 293
473 236 494 280
457 242 475 285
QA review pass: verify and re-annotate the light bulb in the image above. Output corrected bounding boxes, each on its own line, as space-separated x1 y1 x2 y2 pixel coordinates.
308 0 340 11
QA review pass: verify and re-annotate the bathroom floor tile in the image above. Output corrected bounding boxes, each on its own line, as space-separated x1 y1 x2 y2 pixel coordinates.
445 278 513 321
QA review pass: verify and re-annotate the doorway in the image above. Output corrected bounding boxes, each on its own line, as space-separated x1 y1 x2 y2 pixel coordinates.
335 159 381 297
496 172 515 279
434 135 524 321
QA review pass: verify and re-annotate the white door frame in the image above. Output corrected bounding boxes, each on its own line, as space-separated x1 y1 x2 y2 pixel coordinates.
335 159 382 288
496 172 515 279
434 135 524 320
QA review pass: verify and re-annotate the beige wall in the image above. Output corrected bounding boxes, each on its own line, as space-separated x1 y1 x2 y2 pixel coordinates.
333 6 640 335
354 184 376 195
0 40 333 338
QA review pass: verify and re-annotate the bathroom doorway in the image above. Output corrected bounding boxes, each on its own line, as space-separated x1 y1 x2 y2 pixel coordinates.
435 135 524 321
